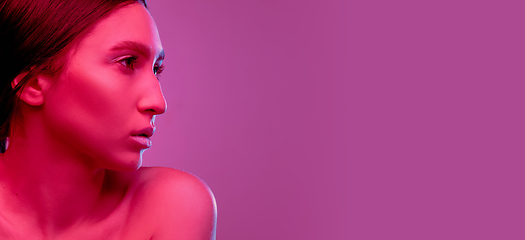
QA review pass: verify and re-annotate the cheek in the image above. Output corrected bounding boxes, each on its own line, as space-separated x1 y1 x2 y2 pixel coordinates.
43 66 136 153
64 66 131 114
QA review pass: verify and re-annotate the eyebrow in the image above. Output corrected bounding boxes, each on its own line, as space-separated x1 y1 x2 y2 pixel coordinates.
110 40 164 61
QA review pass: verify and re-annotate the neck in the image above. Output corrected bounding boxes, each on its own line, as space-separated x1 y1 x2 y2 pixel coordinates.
0 123 121 234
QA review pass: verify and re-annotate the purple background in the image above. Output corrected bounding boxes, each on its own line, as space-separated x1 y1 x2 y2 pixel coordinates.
144 0 524 239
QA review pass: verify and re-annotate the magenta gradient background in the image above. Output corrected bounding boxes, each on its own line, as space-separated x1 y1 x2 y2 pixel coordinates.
144 0 524 239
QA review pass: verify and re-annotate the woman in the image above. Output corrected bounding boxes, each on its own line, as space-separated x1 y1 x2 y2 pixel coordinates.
0 0 216 239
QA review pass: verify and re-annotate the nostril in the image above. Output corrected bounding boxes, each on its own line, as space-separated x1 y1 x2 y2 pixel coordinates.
145 107 164 115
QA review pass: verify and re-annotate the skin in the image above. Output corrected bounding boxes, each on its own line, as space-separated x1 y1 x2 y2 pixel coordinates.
0 3 216 240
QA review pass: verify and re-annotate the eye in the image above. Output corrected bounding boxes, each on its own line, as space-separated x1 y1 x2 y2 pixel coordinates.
116 55 138 70
154 64 164 76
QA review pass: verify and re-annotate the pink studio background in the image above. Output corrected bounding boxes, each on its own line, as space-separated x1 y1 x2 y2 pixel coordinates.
144 0 524 239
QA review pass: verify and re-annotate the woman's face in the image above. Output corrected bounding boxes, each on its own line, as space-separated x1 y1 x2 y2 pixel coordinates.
41 3 166 171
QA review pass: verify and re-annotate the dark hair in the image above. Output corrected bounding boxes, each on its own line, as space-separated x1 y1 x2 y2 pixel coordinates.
0 0 147 153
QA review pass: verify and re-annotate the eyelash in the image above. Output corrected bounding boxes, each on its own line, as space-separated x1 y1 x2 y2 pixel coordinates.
118 55 164 78
118 55 138 70
154 64 164 76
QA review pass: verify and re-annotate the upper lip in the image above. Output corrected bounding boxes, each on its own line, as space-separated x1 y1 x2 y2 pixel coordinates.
132 126 155 138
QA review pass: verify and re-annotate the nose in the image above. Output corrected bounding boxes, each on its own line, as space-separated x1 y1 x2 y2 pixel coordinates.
137 76 167 115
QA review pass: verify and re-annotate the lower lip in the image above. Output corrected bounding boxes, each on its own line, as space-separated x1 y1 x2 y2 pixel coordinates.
131 136 152 148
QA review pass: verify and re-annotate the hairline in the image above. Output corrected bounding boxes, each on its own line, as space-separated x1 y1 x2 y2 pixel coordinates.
49 1 149 76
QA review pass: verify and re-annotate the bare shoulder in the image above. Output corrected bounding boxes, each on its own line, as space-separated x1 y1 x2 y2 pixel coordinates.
119 167 217 240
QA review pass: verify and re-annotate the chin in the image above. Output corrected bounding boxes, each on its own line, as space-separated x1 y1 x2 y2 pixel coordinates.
103 151 144 172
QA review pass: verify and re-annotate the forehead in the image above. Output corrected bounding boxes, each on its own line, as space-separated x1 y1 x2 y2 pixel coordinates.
73 3 163 58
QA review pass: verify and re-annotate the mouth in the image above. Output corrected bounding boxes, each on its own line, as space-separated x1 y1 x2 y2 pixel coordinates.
131 135 152 148
132 126 155 138
130 126 155 149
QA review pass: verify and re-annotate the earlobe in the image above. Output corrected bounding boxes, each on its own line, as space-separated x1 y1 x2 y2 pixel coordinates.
11 71 53 107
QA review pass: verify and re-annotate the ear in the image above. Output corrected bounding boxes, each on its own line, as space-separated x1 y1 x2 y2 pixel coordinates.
11 71 54 106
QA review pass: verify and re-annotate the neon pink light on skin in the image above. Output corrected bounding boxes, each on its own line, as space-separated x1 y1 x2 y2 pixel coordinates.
0 3 216 239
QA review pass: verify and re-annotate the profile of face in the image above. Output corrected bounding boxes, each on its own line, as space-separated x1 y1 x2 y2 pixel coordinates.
39 3 166 171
